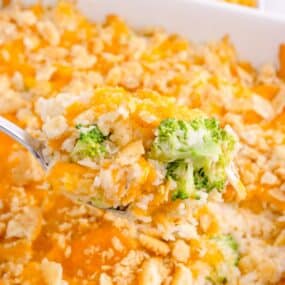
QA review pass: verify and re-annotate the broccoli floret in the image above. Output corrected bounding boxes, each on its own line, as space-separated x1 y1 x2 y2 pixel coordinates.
206 235 239 284
149 118 234 163
166 160 194 200
193 162 227 192
212 234 239 266
149 118 191 162
207 276 228 285
71 124 107 161
149 118 236 198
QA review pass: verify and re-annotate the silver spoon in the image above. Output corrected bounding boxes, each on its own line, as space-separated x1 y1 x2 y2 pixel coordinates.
0 115 49 170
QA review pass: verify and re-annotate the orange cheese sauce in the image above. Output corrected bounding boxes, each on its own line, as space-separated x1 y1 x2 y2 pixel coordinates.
0 133 138 284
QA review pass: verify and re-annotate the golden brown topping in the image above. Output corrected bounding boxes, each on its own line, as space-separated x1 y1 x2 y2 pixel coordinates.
139 234 170 256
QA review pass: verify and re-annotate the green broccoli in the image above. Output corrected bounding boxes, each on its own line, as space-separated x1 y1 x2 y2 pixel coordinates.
207 234 240 285
166 160 195 200
206 234 239 284
149 118 194 162
71 124 107 161
212 234 239 266
148 118 236 199
193 159 228 192
149 118 234 163
206 276 228 285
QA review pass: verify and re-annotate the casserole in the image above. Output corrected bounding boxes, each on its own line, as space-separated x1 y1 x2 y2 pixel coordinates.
0 1 284 284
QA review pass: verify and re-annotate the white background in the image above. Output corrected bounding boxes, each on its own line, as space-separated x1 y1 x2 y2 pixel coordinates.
260 0 285 15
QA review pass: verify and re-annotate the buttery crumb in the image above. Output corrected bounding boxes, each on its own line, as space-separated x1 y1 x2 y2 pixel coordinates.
139 234 170 256
171 240 190 263
99 273 113 285
5 207 41 240
41 258 67 285
112 236 124 252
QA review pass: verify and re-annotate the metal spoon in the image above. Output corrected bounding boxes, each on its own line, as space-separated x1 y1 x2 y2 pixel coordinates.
0 115 49 170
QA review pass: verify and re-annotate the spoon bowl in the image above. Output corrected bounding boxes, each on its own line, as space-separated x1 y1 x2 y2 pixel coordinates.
0 116 49 170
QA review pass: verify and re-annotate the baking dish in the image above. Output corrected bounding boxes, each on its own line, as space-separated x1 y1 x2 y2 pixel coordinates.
68 0 285 66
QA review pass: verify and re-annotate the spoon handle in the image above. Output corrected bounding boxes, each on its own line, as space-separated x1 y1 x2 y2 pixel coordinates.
0 116 48 169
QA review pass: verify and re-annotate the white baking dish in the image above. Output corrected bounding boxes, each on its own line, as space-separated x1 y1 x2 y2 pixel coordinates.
25 0 285 66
